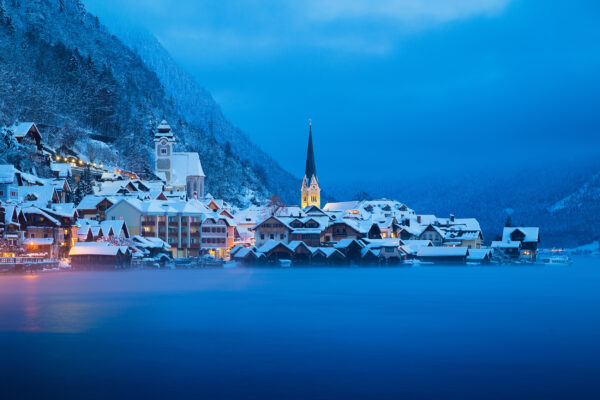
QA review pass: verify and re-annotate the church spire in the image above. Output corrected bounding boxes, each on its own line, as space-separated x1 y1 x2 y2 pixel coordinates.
301 119 321 209
305 119 317 181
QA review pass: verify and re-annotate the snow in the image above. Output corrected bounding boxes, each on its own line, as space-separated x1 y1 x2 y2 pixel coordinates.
69 242 126 256
50 163 72 178
417 247 469 257
502 227 540 243
171 152 205 187
491 240 521 249
0 164 18 183
9 122 38 138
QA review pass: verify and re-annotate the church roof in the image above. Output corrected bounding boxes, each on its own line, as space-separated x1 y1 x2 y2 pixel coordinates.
304 122 317 180
172 152 205 186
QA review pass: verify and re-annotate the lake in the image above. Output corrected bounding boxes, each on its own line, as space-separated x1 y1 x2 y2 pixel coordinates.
1 259 600 399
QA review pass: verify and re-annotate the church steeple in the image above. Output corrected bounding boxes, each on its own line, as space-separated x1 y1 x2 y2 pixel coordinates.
305 121 316 181
301 120 321 209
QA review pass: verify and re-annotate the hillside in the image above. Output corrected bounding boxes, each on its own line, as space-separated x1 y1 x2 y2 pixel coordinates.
0 0 296 206
329 159 600 247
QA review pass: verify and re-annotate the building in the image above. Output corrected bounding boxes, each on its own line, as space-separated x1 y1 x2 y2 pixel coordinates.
154 120 205 199
502 227 540 259
0 165 20 202
301 121 320 209
105 198 233 259
9 122 42 150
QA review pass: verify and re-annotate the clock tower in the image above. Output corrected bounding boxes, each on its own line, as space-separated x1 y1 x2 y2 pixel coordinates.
154 120 175 184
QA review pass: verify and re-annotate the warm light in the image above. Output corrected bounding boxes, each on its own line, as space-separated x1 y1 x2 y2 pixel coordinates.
78 160 83 165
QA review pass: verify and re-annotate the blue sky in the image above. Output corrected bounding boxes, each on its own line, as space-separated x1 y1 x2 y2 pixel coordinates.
85 0 600 185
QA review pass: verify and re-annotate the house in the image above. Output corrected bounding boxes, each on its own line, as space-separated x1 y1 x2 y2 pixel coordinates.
502 227 540 259
333 239 365 262
311 247 346 264
76 195 118 220
9 122 42 150
257 240 294 263
416 246 469 264
491 240 522 260
21 206 73 259
1 204 26 251
361 238 406 263
417 224 445 246
69 242 131 270
253 216 292 247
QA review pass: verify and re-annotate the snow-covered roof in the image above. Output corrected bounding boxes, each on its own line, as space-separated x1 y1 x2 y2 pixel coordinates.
77 195 115 210
21 205 60 226
362 238 402 248
257 239 291 254
17 185 58 208
323 201 361 212
417 247 469 257
46 203 77 218
491 240 521 249
132 235 170 250
0 164 19 184
334 238 364 249
171 152 205 187
69 242 129 256
10 122 39 138
315 247 345 258
50 163 72 178
502 227 540 243
467 249 493 260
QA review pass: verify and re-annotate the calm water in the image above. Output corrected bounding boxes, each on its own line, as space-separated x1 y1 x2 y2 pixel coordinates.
1 259 600 399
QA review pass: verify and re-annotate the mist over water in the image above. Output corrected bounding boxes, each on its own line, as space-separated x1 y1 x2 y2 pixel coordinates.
2 261 600 399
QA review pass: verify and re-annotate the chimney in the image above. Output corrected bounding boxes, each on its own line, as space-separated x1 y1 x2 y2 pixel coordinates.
450 214 455 222
417 215 421 224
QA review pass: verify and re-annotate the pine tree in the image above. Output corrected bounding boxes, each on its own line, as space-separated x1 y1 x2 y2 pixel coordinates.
73 165 94 205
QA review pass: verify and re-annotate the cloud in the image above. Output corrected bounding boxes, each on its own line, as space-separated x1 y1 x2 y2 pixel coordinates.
302 0 510 23
87 0 513 57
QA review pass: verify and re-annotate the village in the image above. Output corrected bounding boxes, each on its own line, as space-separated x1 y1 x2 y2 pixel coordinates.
0 120 544 272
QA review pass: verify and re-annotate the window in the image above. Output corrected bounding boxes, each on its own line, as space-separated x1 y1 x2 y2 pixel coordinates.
260 234 265 240
269 234 274 239
280 234 285 239
0 190 3 196
111 216 115 220
161 148 167 155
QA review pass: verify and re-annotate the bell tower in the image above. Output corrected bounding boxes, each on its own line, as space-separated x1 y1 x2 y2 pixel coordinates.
154 119 175 184
301 120 321 209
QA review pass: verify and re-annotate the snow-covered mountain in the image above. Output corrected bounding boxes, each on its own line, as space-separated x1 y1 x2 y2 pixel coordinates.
0 0 296 206
102 25 300 203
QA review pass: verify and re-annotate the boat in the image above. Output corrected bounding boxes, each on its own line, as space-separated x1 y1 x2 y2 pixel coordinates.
543 255 573 265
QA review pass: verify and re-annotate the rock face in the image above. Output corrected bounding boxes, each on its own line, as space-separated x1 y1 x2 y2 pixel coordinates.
0 0 297 206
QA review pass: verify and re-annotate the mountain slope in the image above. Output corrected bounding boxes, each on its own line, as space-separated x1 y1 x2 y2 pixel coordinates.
0 0 286 205
98 24 300 203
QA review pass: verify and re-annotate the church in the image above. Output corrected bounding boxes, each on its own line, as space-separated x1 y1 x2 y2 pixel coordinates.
301 121 321 209
154 120 205 199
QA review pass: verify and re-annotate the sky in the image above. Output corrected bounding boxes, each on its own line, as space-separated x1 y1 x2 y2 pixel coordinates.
85 0 600 186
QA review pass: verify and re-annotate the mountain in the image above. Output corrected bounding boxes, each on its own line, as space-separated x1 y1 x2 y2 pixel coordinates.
103 25 300 203
0 0 296 206
329 158 600 247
